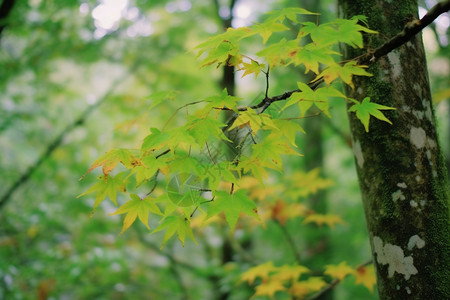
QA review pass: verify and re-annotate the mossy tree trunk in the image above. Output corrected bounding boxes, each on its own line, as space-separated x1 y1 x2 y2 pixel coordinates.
338 0 449 298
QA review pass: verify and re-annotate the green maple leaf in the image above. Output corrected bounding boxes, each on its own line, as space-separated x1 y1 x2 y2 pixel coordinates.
281 82 345 117
348 97 395 132
251 133 302 171
80 148 141 180
110 194 163 235
265 7 318 23
240 60 266 79
186 115 231 145
195 89 241 117
142 127 199 152
271 119 305 147
251 20 289 43
294 43 339 74
77 172 126 210
314 61 372 88
207 189 260 230
148 90 179 110
131 154 166 186
299 22 340 47
194 27 251 68
334 18 377 48
152 215 197 248
228 108 275 135
256 38 300 68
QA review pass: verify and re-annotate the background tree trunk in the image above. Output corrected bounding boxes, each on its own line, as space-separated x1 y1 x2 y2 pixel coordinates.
338 0 449 298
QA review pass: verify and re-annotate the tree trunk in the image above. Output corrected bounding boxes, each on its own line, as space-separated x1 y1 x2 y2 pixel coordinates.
338 0 449 299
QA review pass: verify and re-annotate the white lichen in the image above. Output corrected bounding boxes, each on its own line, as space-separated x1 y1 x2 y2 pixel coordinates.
410 200 418 208
406 286 411 294
415 176 421 182
373 236 418 280
407 235 425 250
422 99 433 121
392 190 405 202
410 127 426 149
419 200 426 207
387 51 402 79
352 139 364 169
397 182 407 189
427 137 437 148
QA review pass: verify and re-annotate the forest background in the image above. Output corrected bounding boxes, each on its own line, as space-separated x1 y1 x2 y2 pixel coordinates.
0 0 449 299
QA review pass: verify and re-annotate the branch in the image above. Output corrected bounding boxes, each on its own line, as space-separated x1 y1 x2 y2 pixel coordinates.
0 61 141 210
241 0 450 113
360 0 450 64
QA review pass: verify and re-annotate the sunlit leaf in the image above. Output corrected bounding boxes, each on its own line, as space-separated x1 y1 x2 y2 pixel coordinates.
324 261 355 280
353 264 377 292
302 213 345 229
241 261 276 284
110 194 163 235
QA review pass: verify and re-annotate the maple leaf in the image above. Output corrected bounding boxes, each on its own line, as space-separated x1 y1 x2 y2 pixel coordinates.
80 148 141 180
252 279 286 299
314 61 372 88
302 213 345 229
207 189 260 230
353 264 376 293
265 7 318 23
334 18 378 48
77 172 126 210
241 261 276 285
299 22 340 47
250 133 302 171
348 97 396 132
271 119 305 147
281 82 345 117
151 215 197 248
110 194 163 235
240 60 266 79
256 38 300 68
251 20 289 43
195 88 241 117
284 168 334 199
185 116 231 145
271 264 310 282
271 200 309 225
289 277 327 298
131 154 166 186
294 43 339 74
142 127 199 152
324 261 355 280
148 90 179 110
228 108 275 135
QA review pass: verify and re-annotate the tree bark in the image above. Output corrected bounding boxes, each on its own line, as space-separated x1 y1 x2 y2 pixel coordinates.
338 0 449 299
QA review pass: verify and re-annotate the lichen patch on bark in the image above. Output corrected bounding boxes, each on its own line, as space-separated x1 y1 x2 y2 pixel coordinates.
373 236 418 280
410 127 426 149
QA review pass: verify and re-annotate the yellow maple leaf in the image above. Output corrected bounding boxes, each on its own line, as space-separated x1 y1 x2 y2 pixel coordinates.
252 279 286 299
302 213 345 229
241 261 276 285
324 261 355 280
290 277 327 298
271 264 310 282
353 264 376 293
